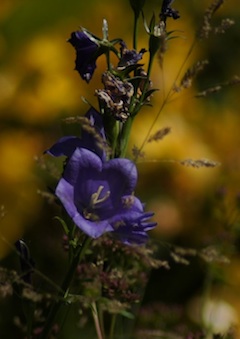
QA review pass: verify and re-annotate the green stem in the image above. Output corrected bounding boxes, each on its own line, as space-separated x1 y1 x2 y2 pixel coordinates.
111 120 120 159
39 236 91 338
106 49 111 72
109 314 117 339
133 52 154 115
103 115 119 159
91 302 104 339
99 304 106 339
118 116 134 158
201 267 213 329
24 301 34 339
133 13 138 50
118 52 154 158
171 40 197 96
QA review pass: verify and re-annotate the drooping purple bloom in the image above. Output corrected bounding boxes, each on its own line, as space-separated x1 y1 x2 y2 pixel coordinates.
45 107 107 161
56 148 156 243
160 0 180 23
118 41 146 69
68 31 100 82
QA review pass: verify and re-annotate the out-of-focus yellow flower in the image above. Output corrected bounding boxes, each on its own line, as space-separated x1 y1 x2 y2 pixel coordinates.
0 131 43 258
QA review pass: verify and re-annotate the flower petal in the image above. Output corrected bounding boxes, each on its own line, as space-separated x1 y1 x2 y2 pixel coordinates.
110 196 157 244
45 108 106 160
63 148 102 185
118 41 145 68
56 177 113 238
45 136 83 157
103 158 137 194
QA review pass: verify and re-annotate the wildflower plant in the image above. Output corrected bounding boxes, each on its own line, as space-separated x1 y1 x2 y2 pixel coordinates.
2 0 240 338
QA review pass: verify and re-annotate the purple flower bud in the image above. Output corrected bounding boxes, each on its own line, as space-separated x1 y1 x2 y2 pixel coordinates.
68 31 100 82
160 0 180 23
129 0 145 17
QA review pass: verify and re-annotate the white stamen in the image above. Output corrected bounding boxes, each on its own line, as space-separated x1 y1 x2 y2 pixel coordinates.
90 185 110 207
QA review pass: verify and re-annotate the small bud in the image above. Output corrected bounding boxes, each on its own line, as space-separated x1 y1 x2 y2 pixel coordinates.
148 19 166 59
102 18 108 40
129 0 145 17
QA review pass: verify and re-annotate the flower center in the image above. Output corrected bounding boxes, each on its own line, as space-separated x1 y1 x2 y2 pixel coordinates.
90 185 110 207
83 185 110 221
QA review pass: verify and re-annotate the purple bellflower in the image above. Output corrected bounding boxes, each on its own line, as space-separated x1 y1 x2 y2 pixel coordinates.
45 108 107 161
68 30 101 82
56 147 156 244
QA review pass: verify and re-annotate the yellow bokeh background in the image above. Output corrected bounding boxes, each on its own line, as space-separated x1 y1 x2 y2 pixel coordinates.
0 0 240 336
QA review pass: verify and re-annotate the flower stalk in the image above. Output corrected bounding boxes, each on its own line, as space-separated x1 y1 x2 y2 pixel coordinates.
118 116 133 157
40 236 91 338
91 302 105 339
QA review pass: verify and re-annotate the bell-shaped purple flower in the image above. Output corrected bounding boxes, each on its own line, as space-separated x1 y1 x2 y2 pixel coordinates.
68 31 100 82
56 148 156 243
45 108 107 161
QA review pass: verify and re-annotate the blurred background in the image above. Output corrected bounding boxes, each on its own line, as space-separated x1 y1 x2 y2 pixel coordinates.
0 0 240 337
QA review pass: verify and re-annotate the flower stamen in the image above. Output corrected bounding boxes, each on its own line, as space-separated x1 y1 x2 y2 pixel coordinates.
90 185 110 207
83 210 100 221
122 196 135 208
113 220 126 230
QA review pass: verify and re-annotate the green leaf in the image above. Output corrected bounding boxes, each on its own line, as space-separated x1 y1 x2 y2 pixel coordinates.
54 216 69 235
119 310 135 319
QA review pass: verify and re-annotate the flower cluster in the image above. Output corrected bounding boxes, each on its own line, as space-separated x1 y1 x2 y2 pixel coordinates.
44 12 165 245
